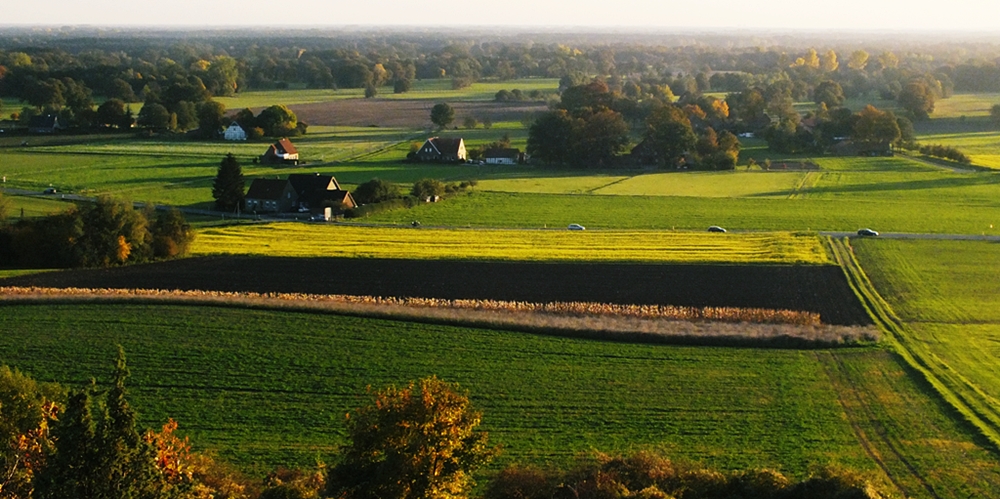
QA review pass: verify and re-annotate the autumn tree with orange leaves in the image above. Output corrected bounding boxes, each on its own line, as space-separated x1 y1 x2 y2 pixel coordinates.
0 367 60 499
326 377 498 499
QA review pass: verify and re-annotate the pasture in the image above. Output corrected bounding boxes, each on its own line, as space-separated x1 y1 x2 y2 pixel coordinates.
0 303 998 497
360 190 1000 234
853 239 1000 446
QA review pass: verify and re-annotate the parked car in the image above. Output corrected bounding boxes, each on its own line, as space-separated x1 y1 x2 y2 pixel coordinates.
309 214 328 222
857 228 879 236
567 223 586 231
42 188 57 194
707 226 727 233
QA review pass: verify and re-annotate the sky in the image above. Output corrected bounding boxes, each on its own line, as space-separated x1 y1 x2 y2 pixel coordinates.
3 0 1000 32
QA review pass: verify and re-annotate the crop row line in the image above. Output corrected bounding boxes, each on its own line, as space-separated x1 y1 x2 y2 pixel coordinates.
827 236 1000 452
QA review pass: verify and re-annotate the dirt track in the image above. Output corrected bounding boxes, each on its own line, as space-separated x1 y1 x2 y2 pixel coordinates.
1 257 871 326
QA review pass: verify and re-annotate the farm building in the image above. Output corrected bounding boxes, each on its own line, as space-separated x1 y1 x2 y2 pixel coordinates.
260 138 300 165
245 179 297 213
288 173 356 212
415 137 467 162
224 122 247 141
245 173 357 214
28 114 63 134
484 148 524 165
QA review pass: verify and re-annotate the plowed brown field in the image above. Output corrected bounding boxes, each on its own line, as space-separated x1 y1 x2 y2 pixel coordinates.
0 257 871 325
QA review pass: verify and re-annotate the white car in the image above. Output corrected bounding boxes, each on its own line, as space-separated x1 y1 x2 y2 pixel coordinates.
567 223 586 231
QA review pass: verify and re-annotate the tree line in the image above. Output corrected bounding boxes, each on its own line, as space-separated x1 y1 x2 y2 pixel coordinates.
1 353 894 499
0 196 194 268
2 32 999 124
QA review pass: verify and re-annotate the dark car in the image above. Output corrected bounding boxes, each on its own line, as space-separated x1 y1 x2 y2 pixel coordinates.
707 226 727 233
857 228 879 236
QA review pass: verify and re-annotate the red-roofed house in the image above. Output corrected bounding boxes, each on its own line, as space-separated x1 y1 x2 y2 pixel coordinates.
260 138 300 165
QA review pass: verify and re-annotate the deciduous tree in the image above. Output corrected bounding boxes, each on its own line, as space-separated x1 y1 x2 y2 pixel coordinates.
898 81 935 120
430 103 455 129
326 377 497 499
644 105 697 168
0 366 59 499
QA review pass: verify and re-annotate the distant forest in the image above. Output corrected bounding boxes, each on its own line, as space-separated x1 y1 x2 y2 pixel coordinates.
2 28 1000 103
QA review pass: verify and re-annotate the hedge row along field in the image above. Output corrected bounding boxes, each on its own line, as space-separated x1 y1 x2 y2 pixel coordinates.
1 304 999 497
0 256 871 325
191 224 831 264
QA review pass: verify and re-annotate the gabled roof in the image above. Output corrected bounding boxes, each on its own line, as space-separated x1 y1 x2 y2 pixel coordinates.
288 173 340 195
28 114 59 129
321 189 357 208
275 138 298 155
226 122 244 130
246 179 292 200
427 137 464 155
484 148 520 159
288 173 343 206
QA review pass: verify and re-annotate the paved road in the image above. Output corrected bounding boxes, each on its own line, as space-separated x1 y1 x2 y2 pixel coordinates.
5 188 1000 241
819 231 1000 242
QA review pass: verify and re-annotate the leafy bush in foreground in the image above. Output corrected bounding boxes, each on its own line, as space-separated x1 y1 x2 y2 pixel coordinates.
485 451 894 499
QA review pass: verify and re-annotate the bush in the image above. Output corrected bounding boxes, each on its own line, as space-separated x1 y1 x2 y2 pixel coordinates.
484 452 890 499
412 178 446 200
353 178 402 205
919 144 971 164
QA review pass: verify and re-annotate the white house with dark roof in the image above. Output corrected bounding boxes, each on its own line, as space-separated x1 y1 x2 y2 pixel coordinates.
223 122 247 141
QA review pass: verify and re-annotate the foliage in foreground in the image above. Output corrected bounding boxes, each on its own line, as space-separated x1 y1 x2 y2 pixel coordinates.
327 376 498 499
486 451 894 499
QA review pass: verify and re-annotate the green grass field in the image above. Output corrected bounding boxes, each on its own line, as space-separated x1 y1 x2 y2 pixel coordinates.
214 79 560 109
190 224 830 264
1 303 998 497
853 239 1000 420
359 190 1000 234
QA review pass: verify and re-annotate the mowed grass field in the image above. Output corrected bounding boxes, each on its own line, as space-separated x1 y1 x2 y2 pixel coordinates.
2 303 1000 498
853 239 1000 445
360 190 1000 234
191 224 830 264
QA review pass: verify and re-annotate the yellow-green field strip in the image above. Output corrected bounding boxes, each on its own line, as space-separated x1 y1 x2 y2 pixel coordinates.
191 223 831 264
828 237 1000 451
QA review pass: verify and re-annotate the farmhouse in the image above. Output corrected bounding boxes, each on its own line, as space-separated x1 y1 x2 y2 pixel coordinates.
484 148 523 165
245 179 297 213
28 114 63 134
415 137 467 162
223 122 247 141
260 138 300 165
245 173 357 214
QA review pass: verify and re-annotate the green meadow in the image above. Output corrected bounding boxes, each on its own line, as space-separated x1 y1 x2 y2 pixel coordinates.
214 78 560 109
2 303 1000 498
853 239 1000 444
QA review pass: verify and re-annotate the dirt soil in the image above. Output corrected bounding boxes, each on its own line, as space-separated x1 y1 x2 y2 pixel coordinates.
1 257 872 326
290 100 547 127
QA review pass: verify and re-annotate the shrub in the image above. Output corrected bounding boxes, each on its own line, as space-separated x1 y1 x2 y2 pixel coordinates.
919 144 972 164
353 178 402 205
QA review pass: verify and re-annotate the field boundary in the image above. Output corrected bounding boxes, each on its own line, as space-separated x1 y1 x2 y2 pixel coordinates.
0 286 879 349
827 236 1000 452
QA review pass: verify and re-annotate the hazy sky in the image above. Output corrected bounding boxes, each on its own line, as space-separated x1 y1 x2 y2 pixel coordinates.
4 0 999 31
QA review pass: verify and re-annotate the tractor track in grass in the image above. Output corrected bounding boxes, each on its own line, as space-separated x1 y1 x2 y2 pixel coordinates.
817 350 941 499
